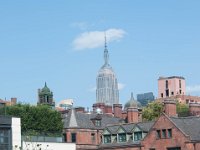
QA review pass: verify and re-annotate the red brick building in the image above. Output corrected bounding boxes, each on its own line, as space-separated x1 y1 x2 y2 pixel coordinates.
141 113 200 150
63 98 200 150
63 108 123 149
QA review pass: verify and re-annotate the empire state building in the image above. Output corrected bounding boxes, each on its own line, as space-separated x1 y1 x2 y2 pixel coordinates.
96 38 119 106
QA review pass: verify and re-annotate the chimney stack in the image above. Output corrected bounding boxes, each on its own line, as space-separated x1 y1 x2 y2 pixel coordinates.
164 99 177 117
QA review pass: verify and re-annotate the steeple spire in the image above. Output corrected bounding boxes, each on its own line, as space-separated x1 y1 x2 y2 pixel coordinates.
131 92 134 101
44 82 47 87
104 33 109 65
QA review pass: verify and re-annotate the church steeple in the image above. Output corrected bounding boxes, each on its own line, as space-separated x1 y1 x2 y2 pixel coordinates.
104 34 109 65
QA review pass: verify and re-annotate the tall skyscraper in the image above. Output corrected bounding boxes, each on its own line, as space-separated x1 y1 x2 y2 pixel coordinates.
96 37 119 106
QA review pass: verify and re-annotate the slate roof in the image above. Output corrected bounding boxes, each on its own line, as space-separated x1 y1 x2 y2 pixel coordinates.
104 121 155 134
64 109 122 129
137 121 155 132
170 116 200 141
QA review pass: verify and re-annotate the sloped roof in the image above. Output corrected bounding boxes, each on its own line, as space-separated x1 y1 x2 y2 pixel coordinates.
137 121 155 132
0 99 6 104
170 116 200 141
104 121 155 134
64 109 122 129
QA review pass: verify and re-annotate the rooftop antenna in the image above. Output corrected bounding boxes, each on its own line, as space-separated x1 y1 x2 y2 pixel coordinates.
104 32 109 65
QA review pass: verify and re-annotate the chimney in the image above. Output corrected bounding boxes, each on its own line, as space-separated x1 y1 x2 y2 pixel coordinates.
189 103 200 116
127 107 139 123
164 99 177 117
113 104 122 118
105 105 112 114
11 97 17 105
75 107 85 113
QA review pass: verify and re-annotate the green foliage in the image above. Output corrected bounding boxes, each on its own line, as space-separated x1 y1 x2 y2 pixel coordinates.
176 102 189 117
0 104 63 136
142 101 164 121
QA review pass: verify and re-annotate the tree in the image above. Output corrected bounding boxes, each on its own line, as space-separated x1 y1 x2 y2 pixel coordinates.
176 102 189 117
142 101 164 121
0 104 63 136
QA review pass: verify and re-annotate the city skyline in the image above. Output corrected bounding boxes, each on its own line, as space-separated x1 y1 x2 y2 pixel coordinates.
0 1 200 108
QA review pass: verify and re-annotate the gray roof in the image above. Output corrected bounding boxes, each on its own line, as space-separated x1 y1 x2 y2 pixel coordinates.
64 109 122 129
104 121 155 134
170 116 200 141
137 121 155 132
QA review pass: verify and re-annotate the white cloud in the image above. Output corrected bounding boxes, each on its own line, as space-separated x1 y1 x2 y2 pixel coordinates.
73 28 126 50
70 22 90 30
186 85 200 94
118 83 126 90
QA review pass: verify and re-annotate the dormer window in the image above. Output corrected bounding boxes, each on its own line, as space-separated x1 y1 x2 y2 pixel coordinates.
90 114 102 127
95 120 101 127
134 131 142 141
104 135 111 143
118 133 126 142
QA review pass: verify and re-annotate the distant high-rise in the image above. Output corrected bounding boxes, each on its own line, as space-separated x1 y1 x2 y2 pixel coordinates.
96 36 119 106
137 92 155 106
158 76 186 98
38 82 55 107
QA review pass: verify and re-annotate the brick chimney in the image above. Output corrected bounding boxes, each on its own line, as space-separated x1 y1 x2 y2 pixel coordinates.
75 107 85 113
113 104 122 118
11 97 17 105
189 103 200 116
127 107 139 123
104 105 112 114
164 99 177 117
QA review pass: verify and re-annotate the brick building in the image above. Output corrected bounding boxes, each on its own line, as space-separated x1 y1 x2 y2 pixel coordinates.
157 76 200 104
0 98 17 107
141 113 200 150
63 108 123 149
100 121 154 150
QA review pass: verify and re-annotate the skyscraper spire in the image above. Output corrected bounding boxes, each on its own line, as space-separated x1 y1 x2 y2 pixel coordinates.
104 33 109 65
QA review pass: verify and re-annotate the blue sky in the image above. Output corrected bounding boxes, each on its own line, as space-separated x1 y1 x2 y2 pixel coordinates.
0 1 200 108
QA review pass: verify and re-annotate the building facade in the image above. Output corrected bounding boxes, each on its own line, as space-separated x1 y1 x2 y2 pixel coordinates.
37 82 55 107
96 37 119 106
0 116 21 150
137 92 155 106
158 76 186 99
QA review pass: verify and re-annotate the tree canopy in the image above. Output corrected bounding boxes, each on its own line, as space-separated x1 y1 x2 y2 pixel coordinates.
0 104 63 136
142 101 164 121
142 100 190 121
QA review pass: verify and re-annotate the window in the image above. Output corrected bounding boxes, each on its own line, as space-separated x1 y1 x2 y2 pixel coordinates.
104 135 111 143
63 133 67 142
171 92 174 96
179 90 182 94
179 80 181 88
0 128 11 150
149 149 156 150
91 133 95 142
95 120 101 127
162 129 166 138
166 80 168 89
118 133 126 142
161 93 163 98
156 130 161 139
166 89 169 97
71 133 76 143
134 131 142 141
168 129 172 138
